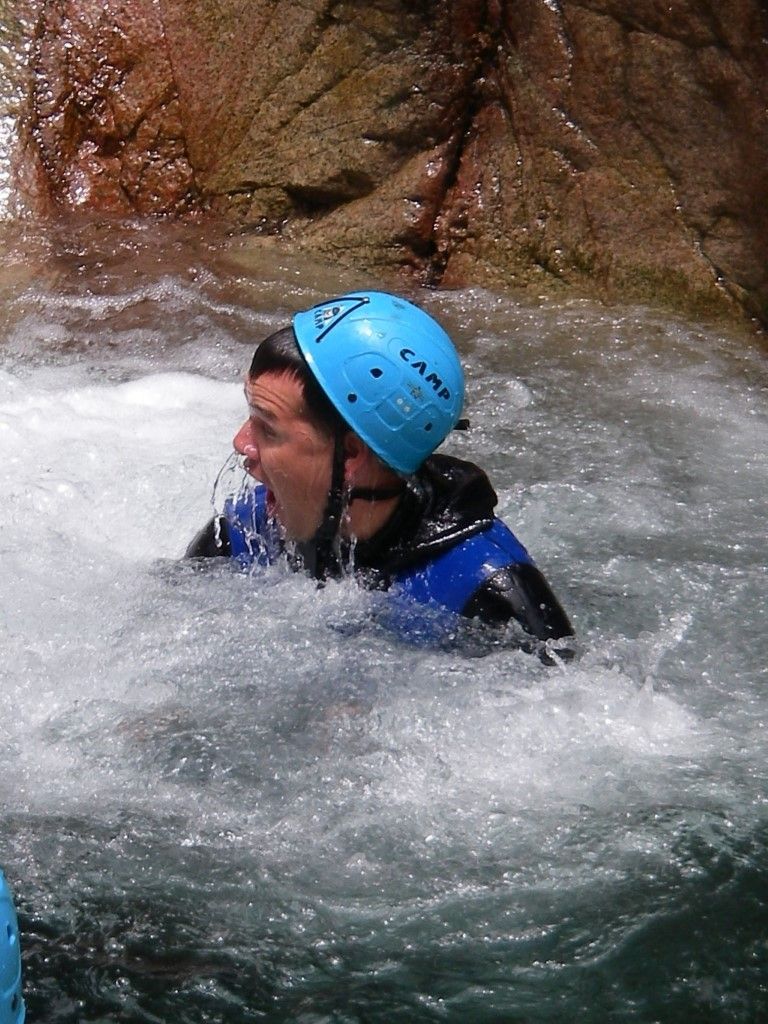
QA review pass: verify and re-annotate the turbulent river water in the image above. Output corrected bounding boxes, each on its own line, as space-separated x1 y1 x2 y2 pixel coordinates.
0 219 766 1023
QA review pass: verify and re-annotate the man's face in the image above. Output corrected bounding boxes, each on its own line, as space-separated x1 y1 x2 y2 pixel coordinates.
233 370 335 541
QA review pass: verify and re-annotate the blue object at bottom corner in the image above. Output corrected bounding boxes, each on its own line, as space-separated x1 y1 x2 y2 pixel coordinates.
0 870 25 1024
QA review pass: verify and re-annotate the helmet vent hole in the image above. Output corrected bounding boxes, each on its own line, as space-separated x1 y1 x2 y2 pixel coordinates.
370 367 383 378
424 422 433 432
347 393 358 403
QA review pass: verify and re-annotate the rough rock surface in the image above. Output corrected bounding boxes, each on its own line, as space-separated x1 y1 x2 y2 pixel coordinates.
19 0 768 325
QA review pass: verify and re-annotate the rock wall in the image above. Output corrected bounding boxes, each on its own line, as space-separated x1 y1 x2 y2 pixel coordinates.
18 0 768 325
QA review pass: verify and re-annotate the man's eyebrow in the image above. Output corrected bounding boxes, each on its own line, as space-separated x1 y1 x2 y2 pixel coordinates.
250 404 276 422
244 388 277 421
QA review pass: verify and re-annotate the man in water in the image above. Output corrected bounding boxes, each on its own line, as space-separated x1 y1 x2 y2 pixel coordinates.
187 291 573 654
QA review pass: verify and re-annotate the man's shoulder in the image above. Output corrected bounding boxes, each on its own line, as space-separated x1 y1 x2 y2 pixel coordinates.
408 454 498 550
420 453 495 496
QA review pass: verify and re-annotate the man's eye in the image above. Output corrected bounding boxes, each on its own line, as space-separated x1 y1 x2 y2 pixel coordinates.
255 420 276 440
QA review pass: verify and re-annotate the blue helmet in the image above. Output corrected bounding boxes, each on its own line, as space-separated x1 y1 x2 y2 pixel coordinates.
292 291 465 474
0 871 24 1024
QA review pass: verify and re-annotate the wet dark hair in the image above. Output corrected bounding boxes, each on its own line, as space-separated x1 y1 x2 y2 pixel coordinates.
248 326 348 436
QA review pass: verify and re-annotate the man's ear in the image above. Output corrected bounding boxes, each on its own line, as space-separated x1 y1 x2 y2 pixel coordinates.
342 431 370 478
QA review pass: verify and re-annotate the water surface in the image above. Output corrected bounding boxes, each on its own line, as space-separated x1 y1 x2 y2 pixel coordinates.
1 219 766 1023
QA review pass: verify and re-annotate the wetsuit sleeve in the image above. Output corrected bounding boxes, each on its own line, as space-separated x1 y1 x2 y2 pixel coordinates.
462 563 574 649
185 516 232 558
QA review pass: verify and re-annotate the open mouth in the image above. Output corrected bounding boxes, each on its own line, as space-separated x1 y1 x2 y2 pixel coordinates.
240 459 278 521
265 487 278 521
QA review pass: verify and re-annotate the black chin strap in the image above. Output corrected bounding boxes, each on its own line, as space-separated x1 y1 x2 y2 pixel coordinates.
296 431 348 580
347 485 404 502
297 437 405 580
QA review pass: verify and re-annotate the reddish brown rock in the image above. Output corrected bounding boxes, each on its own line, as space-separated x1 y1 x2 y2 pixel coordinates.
30 0 196 215
18 0 768 326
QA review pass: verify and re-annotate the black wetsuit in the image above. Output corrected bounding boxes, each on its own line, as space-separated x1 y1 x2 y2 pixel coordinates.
187 454 574 651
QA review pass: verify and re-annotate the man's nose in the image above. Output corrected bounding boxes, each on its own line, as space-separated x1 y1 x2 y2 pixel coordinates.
233 421 257 456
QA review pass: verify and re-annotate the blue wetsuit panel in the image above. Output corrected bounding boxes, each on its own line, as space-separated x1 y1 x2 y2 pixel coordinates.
224 485 281 568
393 519 533 615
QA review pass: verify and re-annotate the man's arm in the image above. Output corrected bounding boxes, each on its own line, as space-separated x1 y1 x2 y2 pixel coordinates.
462 563 574 653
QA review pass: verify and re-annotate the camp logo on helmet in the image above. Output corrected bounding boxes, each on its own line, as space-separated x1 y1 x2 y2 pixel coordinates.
311 295 369 342
315 306 341 326
398 348 451 400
